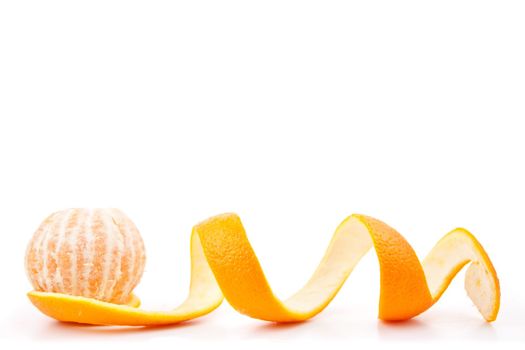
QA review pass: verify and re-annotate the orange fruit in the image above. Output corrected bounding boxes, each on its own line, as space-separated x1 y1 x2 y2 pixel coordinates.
27 212 500 326
25 208 146 304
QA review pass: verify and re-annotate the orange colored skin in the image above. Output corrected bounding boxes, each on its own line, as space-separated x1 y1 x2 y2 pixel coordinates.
356 215 433 320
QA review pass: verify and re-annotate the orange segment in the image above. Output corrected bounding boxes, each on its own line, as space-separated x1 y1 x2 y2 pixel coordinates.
27 213 500 326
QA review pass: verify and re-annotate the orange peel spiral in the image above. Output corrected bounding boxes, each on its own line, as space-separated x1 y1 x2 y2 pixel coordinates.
27 213 500 326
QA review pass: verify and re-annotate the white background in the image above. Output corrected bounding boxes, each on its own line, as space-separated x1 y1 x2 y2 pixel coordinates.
0 0 524 348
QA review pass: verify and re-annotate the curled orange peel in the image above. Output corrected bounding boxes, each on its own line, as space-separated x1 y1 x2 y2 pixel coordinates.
27 213 500 326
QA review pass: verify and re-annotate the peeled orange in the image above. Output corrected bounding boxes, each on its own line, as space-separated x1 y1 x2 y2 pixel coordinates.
25 208 145 304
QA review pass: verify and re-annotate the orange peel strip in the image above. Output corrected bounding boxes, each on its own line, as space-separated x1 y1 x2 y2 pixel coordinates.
28 213 500 325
